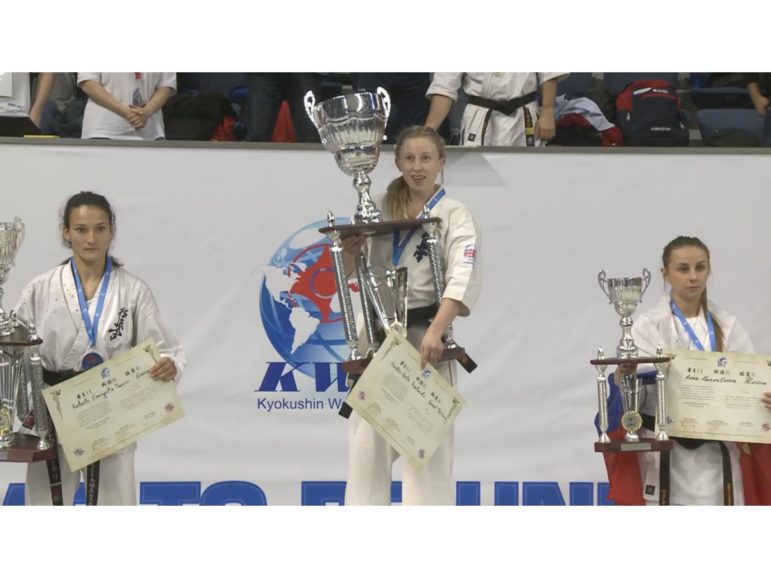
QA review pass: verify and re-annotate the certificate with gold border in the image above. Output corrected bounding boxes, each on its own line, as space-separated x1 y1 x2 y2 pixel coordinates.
42 339 184 470
665 349 771 444
347 331 465 469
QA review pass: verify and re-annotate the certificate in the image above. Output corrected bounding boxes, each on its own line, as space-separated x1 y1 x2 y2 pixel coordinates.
664 349 771 444
43 339 184 470
347 331 465 469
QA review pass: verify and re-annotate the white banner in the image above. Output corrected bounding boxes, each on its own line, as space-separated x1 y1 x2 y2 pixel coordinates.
2 142 771 505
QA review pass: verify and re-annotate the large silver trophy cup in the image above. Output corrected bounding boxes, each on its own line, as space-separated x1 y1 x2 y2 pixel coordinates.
305 88 391 224
593 269 669 448
306 89 394 370
0 218 52 453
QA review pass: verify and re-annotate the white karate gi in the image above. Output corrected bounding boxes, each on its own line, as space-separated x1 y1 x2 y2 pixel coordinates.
632 296 753 505
427 73 566 147
345 189 482 505
15 262 185 505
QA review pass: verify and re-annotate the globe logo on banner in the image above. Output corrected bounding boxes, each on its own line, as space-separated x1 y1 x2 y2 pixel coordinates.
259 219 352 377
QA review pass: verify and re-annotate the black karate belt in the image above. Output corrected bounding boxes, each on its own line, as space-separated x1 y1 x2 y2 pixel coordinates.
642 414 734 506
43 368 100 506
467 92 537 147
406 304 477 373
338 375 357 419
42 368 79 384
466 92 537 116
523 107 536 147
407 303 439 328
45 429 64 506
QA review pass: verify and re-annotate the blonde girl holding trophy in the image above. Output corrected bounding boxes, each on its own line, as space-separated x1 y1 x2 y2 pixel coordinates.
343 126 483 505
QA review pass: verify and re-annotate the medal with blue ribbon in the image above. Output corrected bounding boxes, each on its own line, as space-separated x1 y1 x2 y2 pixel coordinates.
71 256 113 370
392 188 446 266
670 299 716 351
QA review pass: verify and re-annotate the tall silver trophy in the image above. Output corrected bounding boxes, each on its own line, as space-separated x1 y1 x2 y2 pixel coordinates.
0 218 52 456
305 89 393 371
593 269 670 450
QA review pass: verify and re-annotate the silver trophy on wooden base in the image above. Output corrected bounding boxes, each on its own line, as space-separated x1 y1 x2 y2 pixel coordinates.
305 90 476 416
0 218 54 460
592 269 671 451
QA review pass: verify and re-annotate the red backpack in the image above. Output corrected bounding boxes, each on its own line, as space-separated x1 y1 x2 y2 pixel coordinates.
615 79 689 146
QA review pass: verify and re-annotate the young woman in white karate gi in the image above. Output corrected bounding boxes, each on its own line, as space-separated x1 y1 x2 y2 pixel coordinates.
615 236 771 505
16 191 185 505
343 126 482 505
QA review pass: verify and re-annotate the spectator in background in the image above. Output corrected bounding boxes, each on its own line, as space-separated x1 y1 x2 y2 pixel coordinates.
746 73 771 146
351 73 450 144
246 73 322 143
48 74 87 138
0 73 54 136
425 73 567 147
78 73 176 140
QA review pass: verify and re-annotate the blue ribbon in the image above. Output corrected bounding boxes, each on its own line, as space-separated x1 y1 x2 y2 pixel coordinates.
670 299 716 352
71 256 113 350
392 188 446 266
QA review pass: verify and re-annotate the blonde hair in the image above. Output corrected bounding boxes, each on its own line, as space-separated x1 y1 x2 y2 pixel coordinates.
386 126 447 220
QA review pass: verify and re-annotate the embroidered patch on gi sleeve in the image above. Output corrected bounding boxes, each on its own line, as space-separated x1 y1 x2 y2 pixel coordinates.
462 244 477 267
645 484 656 496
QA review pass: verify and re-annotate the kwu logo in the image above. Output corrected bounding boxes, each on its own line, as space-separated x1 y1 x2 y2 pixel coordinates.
257 220 354 404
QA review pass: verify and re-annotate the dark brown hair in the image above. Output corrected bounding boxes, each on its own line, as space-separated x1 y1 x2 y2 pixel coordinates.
662 236 723 350
61 191 121 266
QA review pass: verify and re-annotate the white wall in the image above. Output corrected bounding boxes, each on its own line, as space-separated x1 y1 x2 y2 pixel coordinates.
1 142 770 505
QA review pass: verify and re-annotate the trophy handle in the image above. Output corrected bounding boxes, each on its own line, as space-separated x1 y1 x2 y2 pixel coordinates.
14 218 25 257
597 270 610 301
377 86 391 123
303 90 317 127
641 267 652 297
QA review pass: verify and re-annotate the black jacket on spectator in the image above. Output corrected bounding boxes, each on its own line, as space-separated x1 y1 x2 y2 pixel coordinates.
163 91 237 141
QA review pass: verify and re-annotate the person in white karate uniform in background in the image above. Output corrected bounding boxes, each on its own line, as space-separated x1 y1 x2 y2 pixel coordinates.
424 72 566 147
16 191 185 505
342 126 483 505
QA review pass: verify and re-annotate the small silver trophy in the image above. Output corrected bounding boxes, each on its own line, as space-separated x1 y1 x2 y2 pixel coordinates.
593 269 670 449
0 218 52 454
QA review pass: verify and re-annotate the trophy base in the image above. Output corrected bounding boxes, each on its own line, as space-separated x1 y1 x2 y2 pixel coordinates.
343 347 468 375
590 356 669 366
0 325 42 347
342 357 372 375
594 438 674 453
319 218 442 240
0 434 56 462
